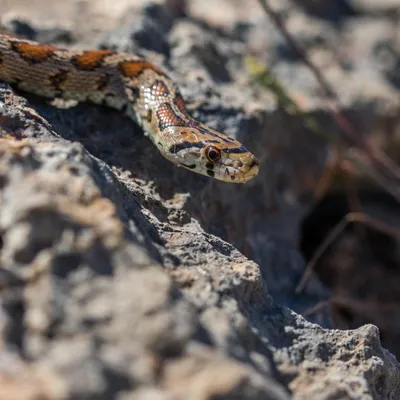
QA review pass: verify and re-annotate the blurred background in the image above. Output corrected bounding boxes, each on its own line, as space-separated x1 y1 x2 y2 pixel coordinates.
1 0 400 360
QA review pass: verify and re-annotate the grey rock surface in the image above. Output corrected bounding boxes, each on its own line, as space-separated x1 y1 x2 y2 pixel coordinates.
0 0 399 399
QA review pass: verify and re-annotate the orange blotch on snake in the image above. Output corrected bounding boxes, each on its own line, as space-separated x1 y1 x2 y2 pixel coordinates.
72 50 114 70
156 103 185 129
118 60 165 78
13 42 57 62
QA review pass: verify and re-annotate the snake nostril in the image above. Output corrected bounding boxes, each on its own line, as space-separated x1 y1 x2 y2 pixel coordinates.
249 159 259 169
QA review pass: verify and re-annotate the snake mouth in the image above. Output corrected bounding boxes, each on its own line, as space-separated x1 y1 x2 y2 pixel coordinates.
179 155 259 183
209 154 259 183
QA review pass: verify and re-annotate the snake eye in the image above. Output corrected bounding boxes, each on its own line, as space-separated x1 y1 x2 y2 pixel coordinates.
206 146 221 163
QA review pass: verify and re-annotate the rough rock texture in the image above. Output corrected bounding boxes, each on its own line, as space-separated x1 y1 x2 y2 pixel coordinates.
0 0 399 399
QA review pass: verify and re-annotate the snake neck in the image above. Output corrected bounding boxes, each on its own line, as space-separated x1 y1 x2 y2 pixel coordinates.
0 32 260 183
123 69 193 154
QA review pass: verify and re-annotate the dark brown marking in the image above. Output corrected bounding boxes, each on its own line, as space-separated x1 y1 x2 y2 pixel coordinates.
206 162 214 170
71 50 114 70
118 60 165 79
97 73 112 91
12 41 57 63
223 146 248 154
230 175 235 180
207 170 215 178
182 163 196 169
125 86 140 103
169 141 204 154
0 54 4 66
131 87 140 99
49 70 69 91
187 119 232 143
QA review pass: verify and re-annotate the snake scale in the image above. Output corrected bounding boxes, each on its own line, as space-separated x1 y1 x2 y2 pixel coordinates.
0 32 259 183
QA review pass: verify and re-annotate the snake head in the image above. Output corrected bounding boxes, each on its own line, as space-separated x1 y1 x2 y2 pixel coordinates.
167 125 259 183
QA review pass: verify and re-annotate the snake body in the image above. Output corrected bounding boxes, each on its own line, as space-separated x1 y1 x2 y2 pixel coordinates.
0 32 259 183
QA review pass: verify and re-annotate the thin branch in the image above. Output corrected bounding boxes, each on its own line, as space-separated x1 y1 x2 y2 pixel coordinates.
301 300 330 317
295 212 400 293
257 0 400 203
257 0 337 101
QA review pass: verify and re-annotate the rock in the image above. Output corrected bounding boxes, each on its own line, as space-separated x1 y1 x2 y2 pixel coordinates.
0 0 399 398
0 87 290 399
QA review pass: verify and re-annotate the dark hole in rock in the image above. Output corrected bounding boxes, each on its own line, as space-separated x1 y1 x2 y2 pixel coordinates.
299 190 400 358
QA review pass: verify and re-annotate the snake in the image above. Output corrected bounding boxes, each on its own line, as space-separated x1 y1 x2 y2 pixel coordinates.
0 32 259 183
